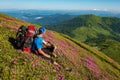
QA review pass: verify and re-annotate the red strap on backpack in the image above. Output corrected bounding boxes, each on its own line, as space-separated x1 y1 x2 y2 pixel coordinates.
23 47 31 53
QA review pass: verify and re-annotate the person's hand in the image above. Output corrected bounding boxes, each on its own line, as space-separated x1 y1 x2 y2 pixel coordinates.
43 41 51 46
46 55 51 58
46 41 51 46
53 61 60 66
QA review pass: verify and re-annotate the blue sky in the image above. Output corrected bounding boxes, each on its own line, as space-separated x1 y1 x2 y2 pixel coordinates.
0 0 120 12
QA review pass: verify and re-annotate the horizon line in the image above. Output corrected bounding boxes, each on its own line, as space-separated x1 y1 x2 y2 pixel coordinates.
0 9 120 13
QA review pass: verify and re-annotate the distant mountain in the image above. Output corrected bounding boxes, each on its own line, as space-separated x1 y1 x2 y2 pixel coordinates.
0 10 76 25
30 14 76 25
0 14 120 80
0 9 120 26
46 14 120 64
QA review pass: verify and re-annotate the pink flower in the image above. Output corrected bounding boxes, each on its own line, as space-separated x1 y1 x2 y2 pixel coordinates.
52 65 60 71
102 75 109 80
57 73 65 80
82 57 100 77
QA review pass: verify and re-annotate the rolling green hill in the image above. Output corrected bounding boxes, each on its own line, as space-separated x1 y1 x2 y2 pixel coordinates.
0 14 120 80
46 14 120 64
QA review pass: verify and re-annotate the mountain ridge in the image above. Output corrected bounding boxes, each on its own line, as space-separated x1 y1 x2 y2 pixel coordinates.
46 14 120 64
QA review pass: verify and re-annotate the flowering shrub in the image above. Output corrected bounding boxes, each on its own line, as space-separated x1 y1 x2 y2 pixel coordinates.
82 57 100 77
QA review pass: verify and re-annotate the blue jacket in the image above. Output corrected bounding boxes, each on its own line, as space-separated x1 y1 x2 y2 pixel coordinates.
32 36 43 51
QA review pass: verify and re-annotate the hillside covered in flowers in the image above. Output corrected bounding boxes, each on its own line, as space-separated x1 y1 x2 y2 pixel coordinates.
0 14 120 80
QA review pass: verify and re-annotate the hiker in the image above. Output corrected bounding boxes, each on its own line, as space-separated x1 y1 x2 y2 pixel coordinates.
32 27 58 65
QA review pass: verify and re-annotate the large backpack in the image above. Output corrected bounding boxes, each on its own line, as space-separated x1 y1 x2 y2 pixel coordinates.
15 25 27 48
22 25 36 53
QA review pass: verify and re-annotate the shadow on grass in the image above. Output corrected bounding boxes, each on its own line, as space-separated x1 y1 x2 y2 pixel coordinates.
8 37 20 49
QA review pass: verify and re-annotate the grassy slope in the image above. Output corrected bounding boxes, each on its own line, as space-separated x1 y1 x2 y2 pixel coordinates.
0 14 120 80
46 14 120 64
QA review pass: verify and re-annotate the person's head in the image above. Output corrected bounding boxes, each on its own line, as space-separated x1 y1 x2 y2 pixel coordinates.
38 27 46 35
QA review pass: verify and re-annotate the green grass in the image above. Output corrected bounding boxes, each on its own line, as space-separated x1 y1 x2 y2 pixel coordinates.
71 25 111 42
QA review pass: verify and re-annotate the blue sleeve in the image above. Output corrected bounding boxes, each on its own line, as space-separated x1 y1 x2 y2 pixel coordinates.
35 38 43 49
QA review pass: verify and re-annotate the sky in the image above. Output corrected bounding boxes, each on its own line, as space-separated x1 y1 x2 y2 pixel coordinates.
0 0 120 12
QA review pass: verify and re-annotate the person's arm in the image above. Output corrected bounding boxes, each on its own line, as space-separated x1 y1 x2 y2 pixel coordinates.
43 40 52 46
38 48 51 58
43 40 47 45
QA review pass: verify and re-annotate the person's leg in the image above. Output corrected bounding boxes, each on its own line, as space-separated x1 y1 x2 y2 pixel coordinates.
41 47 59 66
42 45 57 57
41 47 50 54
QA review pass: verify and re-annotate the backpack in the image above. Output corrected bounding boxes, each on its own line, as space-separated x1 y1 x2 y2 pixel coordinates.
15 25 27 48
22 25 36 52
